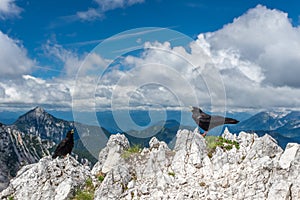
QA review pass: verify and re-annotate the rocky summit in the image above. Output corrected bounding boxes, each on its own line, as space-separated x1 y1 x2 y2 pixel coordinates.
1 128 300 199
0 156 91 200
0 124 53 192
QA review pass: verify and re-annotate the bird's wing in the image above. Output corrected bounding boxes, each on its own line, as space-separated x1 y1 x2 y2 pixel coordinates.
198 114 211 123
199 110 211 120
54 138 68 154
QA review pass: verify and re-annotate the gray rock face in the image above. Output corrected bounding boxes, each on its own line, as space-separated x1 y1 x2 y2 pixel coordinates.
0 125 52 192
0 156 91 200
91 128 300 200
91 133 130 175
2 128 300 199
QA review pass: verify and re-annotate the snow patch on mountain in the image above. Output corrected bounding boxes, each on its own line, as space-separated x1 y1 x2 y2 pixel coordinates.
267 111 291 119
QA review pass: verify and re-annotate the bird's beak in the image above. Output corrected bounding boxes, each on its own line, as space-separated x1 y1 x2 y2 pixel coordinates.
189 106 193 111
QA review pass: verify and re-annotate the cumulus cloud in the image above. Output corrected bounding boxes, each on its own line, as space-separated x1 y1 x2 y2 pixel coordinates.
93 5 300 111
0 75 72 109
42 40 110 77
42 41 82 77
76 0 144 21
205 5 300 88
0 31 35 77
0 0 22 19
2 5 300 113
0 38 112 111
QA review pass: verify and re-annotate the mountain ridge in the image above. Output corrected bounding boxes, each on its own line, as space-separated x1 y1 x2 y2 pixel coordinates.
231 110 300 148
2 128 300 199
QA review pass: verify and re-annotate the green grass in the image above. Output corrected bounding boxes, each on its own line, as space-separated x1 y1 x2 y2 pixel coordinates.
73 191 93 200
73 178 94 200
206 136 240 158
98 175 104 182
121 144 142 159
85 178 93 188
96 172 105 182
168 172 175 177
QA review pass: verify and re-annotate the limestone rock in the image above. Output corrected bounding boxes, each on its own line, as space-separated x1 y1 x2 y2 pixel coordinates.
0 156 91 200
3 128 300 200
91 129 300 200
94 165 131 200
92 133 130 175
279 143 299 169
171 128 207 175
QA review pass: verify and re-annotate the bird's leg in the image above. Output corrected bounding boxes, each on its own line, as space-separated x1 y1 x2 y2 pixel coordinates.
201 131 207 137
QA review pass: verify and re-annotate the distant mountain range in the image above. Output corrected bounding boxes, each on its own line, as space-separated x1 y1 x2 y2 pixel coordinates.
0 107 110 191
231 111 300 148
0 123 53 191
0 106 299 192
0 107 191 191
12 107 111 164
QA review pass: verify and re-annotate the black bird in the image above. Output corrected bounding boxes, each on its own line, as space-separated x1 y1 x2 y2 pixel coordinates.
191 107 239 137
52 129 74 159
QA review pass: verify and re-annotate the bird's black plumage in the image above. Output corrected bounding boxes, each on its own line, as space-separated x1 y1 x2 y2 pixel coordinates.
191 107 239 132
52 129 74 159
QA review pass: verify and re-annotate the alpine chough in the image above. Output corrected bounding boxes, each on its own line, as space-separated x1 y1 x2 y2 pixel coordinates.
52 129 74 158
191 107 239 137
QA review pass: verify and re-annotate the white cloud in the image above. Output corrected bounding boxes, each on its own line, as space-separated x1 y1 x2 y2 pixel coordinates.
0 0 22 19
0 75 71 108
0 31 34 77
205 5 300 88
76 0 144 21
93 5 300 111
43 40 111 78
95 0 144 11
42 40 81 77
2 5 300 113
76 8 102 21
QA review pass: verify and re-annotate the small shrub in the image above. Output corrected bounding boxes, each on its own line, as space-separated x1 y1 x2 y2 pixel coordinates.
98 175 104 182
233 141 240 149
73 178 95 200
122 144 142 159
207 151 213 158
96 172 105 183
74 190 93 200
227 140 233 145
85 178 93 188
8 196 14 200
205 136 240 158
127 144 142 153
168 172 175 177
224 145 233 150
199 182 206 187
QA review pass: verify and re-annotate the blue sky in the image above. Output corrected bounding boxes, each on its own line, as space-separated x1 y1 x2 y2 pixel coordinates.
0 0 300 114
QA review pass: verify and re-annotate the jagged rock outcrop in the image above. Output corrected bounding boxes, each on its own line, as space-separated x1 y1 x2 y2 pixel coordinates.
0 156 91 200
91 128 300 200
2 128 300 199
13 106 108 164
13 107 74 143
0 124 53 192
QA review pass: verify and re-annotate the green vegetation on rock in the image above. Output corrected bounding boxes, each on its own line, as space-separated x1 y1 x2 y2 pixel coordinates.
73 178 94 200
206 136 240 158
121 144 142 159
168 172 175 177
